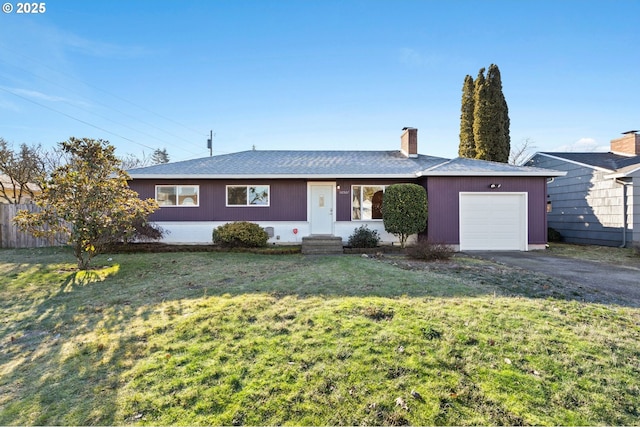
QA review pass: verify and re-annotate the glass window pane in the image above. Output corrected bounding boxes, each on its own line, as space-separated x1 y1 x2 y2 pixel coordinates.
249 186 269 205
157 186 176 205
227 186 247 205
362 186 384 220
372 190 384 219
178 186 198 206
352 186 361 220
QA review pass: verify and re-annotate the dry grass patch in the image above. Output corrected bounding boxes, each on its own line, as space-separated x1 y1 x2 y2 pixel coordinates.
548 243 639 267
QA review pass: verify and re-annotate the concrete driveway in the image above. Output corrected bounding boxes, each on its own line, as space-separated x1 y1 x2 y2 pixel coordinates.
468 250 640 304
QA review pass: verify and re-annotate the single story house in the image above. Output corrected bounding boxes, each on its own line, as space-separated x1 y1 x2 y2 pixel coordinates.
526 131 640 247
127 128 565 251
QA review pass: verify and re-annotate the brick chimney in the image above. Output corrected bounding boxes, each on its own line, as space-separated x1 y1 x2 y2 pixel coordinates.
610 130 640 155
401 127 418 158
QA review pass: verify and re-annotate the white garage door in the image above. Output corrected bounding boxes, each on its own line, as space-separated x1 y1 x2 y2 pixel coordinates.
459 192 527 251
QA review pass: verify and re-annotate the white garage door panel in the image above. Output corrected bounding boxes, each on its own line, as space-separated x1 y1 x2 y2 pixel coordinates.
460 193 527 251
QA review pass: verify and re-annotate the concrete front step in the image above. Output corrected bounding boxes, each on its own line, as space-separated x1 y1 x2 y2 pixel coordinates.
301 235 344 255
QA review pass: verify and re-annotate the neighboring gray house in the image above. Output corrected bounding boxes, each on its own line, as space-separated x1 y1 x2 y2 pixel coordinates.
526 131 640 247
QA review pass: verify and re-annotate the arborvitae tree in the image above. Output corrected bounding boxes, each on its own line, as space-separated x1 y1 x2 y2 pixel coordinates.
472 67 491 160
497 66 511 162
462 64 510 163
484 64 510 163
458 75 475 158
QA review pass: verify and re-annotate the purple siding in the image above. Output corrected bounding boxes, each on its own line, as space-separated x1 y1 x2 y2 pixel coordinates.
426 176 548 245
335 179 419 221
129 179 307 221
129 176 548 246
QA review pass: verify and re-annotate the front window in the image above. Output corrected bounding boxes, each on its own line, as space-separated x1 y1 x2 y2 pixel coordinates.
156 185 199 206
352 185 385 220
226 185 270 206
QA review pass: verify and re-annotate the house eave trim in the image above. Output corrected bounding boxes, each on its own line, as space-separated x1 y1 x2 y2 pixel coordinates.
420 171 567 177
128 173 421 180
605 167 640 179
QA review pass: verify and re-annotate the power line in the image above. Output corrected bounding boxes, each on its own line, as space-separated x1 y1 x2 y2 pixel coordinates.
0 44 211 153
0 86 161 152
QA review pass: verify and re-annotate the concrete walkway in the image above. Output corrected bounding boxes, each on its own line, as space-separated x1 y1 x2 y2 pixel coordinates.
468 250 640 303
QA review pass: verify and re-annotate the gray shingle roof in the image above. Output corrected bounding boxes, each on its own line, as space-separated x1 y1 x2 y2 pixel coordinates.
421 157 562 176
127 149 564 179
538 152 640 171
128 150 449 178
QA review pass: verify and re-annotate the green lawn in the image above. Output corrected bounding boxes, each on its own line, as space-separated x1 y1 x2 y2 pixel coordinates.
1 247 639 425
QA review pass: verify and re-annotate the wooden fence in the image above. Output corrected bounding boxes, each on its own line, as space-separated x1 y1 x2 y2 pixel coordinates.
0 204 66 249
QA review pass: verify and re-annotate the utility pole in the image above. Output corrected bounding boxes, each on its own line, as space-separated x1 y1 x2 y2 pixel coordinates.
207 130 213 157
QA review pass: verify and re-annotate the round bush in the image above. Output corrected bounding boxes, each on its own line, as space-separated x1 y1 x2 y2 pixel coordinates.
348 225 381 248
212 222 269 248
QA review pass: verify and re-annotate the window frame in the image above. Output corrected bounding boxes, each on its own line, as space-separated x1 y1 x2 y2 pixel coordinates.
225 184 271 207
351 185 388 221
155 185 200 207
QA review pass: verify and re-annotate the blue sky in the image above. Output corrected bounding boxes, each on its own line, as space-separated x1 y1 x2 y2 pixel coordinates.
1 0 639 162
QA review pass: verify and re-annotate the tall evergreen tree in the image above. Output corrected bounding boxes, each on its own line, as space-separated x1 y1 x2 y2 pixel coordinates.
472 67 490 160
485 64 510 162
497 66 511 162
471 64 510 163
458 75 475 158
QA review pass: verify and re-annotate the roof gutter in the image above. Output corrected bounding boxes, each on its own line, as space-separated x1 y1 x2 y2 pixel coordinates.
127 173 422 180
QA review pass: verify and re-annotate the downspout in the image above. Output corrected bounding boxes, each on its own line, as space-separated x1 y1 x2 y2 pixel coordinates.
615 179 631 248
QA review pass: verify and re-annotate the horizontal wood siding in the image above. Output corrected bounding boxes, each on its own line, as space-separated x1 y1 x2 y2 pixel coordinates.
427 176 547 245
528 155 628 246
129 179 307 222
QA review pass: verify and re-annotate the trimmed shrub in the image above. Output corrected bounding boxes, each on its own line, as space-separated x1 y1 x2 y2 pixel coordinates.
212 222 269 248
407 239 454 261
547 227 562 242
382 183 427 248
347 225 381 248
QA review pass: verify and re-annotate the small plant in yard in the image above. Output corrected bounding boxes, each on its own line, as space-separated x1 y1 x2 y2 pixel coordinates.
407 239 455 261
347 225 381 248
548 227 563 242
212 221 269 248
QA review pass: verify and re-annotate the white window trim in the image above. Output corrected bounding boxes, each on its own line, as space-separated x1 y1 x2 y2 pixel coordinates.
351 184 388 221
155 185 200 207
225 185 271 207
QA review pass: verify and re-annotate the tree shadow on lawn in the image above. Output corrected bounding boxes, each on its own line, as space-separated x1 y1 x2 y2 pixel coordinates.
0 263 160 425
1 250 637 425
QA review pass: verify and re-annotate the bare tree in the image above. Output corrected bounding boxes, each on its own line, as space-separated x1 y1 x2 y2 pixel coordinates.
509 137 537 165
0 139 46 203
119 151 154 170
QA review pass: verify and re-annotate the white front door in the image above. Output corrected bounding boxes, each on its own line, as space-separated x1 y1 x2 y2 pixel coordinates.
310 184 334 235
